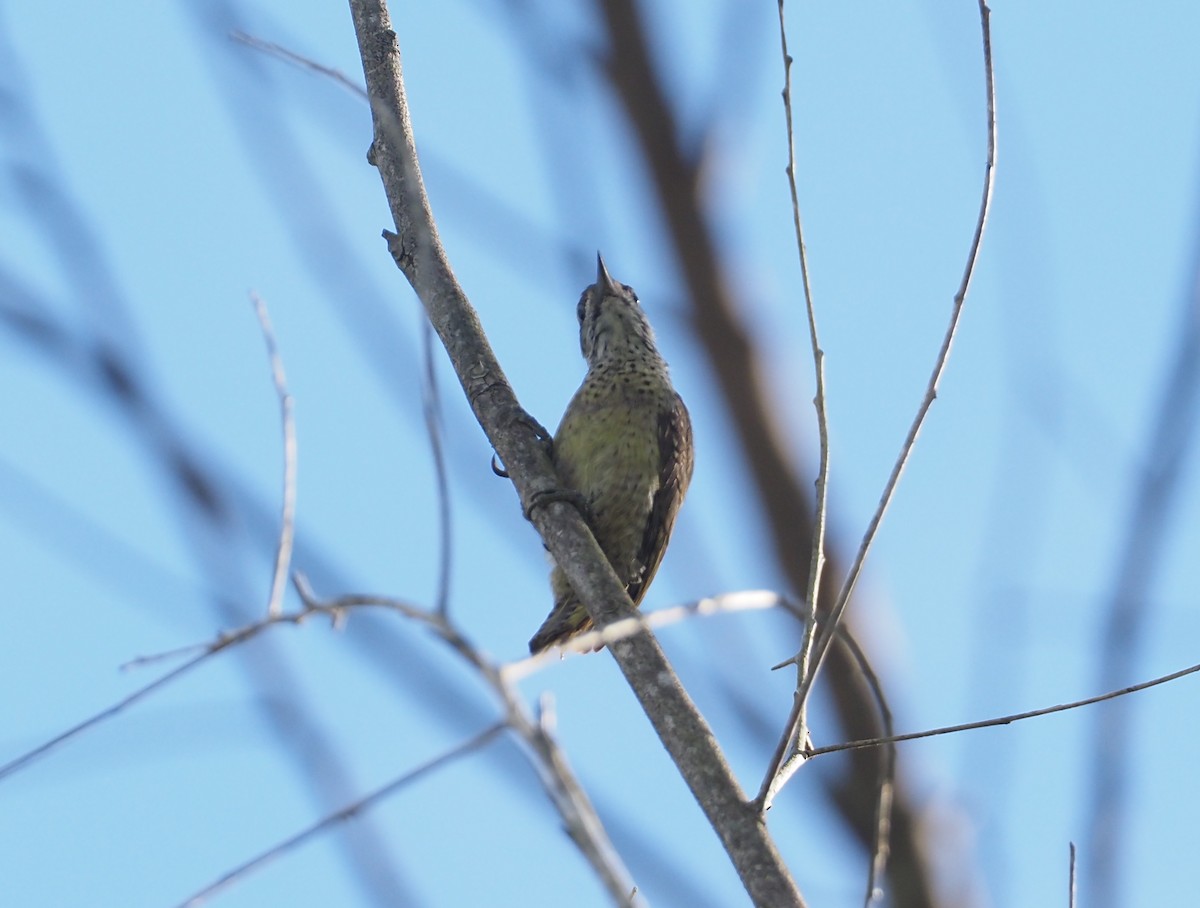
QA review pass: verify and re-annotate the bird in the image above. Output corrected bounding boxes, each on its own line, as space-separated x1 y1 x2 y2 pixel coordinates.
528 254 693 654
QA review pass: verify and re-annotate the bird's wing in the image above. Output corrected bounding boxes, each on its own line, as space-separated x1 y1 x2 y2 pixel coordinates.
627 394 694 606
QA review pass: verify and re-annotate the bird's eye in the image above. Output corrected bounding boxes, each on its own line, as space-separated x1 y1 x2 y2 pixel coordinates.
623 284 640 305
576 293 587 324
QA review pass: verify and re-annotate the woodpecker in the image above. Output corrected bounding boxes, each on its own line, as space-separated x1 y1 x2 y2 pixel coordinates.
528 255 693 654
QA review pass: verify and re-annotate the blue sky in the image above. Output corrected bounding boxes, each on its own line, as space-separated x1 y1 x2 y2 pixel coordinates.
2 2 1199 906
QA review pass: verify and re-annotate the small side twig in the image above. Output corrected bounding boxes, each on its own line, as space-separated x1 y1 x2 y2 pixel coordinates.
805 657 1200 759
0 581 389 783
231 30 368 100
502 589 787 682
250 292 296 618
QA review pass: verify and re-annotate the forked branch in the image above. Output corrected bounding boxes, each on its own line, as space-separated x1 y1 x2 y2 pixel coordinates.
758 0 998 810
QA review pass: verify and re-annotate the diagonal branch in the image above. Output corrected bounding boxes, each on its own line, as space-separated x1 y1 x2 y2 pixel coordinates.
346 2 804 905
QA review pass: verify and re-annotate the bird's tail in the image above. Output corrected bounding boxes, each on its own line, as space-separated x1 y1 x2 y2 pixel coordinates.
528 599 595 654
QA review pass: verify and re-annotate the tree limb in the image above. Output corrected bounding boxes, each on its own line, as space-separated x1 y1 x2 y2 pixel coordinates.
346 2 805 904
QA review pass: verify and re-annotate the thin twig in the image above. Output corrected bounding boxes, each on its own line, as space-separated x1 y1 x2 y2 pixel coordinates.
420 317 453 616
235 31 455 620
775 0 831 800
1069 842 1077 908
250 292 297 618
805 657 1200 758
0 647 213 782
0 585 395 783
758 0 997 809
230 31 368 100
176 722 506 907
501 589 786 682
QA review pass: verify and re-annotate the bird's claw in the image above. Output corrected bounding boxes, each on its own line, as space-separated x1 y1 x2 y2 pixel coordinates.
522 487 590 524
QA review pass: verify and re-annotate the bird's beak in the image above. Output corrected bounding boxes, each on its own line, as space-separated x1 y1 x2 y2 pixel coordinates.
596 253 620 295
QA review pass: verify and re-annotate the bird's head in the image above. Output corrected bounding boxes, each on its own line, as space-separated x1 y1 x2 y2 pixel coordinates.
576 254 660 366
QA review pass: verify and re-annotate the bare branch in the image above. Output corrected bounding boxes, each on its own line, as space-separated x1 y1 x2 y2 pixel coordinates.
504 589 787 682
347 2 805 905
838 630 896 907
759 0 998 809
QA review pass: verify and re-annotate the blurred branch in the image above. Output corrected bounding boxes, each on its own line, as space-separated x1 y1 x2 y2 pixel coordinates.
1085 191 1200 908
348 3 804 903
760 0 997 809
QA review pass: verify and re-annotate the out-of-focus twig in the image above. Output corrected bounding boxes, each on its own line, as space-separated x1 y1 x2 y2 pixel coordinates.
233 30 456 620
250 292 297 618
1084 244 1200 908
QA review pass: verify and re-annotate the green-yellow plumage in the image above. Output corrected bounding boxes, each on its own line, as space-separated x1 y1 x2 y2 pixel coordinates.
528 255 693 654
